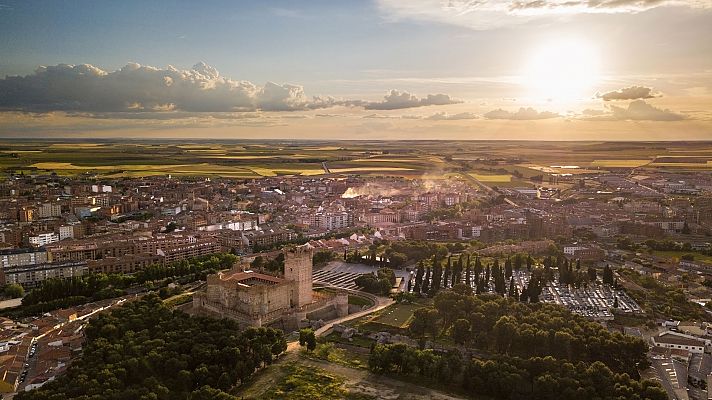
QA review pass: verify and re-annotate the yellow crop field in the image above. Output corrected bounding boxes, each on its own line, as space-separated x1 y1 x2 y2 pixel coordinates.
591 159 651 167
649 162 712 168
248 167 324 176
31 162 260 177
351 158 422 163
329 167 414 173
469 173 512 182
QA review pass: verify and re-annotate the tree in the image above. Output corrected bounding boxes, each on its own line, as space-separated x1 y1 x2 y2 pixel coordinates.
452 283 472 296
313 250 336 266
389 252 408 269
4 284 24 299
514 254 523 270
681 253 695 261
393 291 416 304
602 265 614 285
451 319 471 344
409 308 439 338
443 256 452 289
422 267 431 294
430 254 442 295
414 261 425 293
508 277 516 298
250 256 265 270
354 270 393 295
165 222 177 232
16 294 287 400
465 255 472 287
299 328 317 351
587 266 597 283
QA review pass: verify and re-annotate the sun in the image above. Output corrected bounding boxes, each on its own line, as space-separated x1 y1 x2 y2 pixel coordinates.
521 39 601 102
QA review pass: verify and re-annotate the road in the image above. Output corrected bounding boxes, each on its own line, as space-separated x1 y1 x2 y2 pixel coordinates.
315 292 393 337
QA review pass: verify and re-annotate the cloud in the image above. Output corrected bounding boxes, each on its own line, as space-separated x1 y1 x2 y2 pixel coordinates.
598 86 659 101
507 0 697 13
586 99 685 121
0 62 462 116
364 90 461 110
377 0 710 29
581 108 607 116
0 62 352 113
483 107 559 120
426 111 479 120
362 113 396 119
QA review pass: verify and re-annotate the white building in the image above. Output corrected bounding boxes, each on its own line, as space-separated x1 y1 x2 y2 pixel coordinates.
29 232 60 247
313 211 351 230
91 184 112 193
59 225 75 240
652 332 706 354
564 246 586 256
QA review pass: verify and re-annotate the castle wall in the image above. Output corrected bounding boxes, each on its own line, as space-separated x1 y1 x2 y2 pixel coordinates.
204 277 294 316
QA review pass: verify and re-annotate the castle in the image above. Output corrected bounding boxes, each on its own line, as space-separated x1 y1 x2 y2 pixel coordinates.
193 244 347 329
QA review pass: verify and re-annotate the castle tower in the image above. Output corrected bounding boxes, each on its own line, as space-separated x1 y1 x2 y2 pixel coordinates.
284 245 313 307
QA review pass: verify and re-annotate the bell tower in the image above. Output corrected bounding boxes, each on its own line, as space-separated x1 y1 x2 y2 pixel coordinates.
284 245 313 307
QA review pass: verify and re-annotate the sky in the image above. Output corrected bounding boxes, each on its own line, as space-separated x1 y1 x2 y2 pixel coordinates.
0 0 711 140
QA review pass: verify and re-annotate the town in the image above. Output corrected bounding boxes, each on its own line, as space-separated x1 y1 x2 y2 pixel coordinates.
1 141 712 399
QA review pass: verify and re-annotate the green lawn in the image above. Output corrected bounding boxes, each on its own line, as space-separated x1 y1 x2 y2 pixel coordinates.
370 303 419 328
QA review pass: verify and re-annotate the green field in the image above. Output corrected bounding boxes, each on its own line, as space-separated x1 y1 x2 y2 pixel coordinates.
653 250 712 265
370 303 419 328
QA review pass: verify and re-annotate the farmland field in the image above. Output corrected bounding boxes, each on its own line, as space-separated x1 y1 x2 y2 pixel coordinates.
469 173 512 182
590 159 651 167
3 139 712 180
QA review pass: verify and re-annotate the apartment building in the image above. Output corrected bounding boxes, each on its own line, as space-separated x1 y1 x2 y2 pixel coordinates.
1 261 87 288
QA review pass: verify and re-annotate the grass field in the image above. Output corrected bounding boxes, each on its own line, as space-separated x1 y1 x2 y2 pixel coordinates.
370 303 419 328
